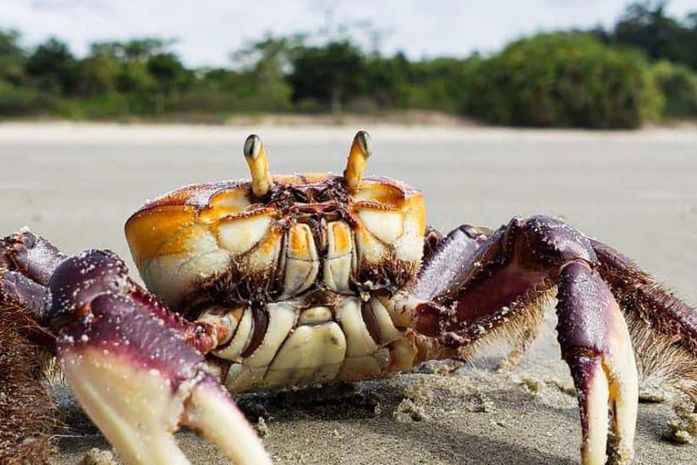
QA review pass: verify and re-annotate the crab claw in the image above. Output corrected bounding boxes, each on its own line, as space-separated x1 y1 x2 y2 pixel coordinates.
557 262 638 465
0 227 65 286
50 250 272 465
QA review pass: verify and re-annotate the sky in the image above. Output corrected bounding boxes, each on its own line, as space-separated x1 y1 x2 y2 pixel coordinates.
2 0 696 67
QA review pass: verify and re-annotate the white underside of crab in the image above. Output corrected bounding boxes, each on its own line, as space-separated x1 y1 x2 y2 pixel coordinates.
215 295 415 392
136 213 424 392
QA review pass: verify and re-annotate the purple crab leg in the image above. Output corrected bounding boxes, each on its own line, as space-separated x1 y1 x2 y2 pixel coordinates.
39 247 271 465
0 229 64 347
405 216 642 465
0 228 66 286
557 262 637 464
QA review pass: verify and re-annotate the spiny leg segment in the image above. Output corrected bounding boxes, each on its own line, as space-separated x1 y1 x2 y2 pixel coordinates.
409 215 697 465
0 230 271 465
0 230 64 464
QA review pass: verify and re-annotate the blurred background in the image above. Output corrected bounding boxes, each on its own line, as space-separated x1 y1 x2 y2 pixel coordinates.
1 3 697 464
1 0 696 127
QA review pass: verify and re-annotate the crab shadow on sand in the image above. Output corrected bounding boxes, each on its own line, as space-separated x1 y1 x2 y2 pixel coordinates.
55 375 579 465
54 370 681 465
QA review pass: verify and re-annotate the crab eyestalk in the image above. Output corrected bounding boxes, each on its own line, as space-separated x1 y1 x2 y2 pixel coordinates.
343 130 372 194
243 134 272 198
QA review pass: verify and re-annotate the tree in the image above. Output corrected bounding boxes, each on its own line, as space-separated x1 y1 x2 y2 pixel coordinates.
0 29 26 85
403 57 479 113
77 43 121 96
25 38 78 95
116 63 155 94
364 53 410 108
467 33 662 128
229 36 301 111
147 52 188 113
651 60 697 117
121 39 169 62
289 41 366 113
148 53 185 86
611 1 697 70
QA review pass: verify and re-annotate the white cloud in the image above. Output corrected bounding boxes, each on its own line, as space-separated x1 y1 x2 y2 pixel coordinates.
1 0 695 66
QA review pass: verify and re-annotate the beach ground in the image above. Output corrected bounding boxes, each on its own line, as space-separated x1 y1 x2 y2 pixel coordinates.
1 123 695 464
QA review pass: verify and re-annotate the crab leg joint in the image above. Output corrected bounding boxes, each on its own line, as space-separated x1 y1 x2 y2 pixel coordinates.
1 131 696 465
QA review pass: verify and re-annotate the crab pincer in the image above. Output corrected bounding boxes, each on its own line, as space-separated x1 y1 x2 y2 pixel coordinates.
4 132 697 465
556 262 638 465
49 250 271 465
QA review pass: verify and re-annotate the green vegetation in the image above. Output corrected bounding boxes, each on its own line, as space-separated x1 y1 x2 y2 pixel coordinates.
0 1 696 128
651 61 697 118
467 33 661 128
604 1 697 70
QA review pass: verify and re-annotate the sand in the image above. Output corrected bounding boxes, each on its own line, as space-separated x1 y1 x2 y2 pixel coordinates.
0 122 695 465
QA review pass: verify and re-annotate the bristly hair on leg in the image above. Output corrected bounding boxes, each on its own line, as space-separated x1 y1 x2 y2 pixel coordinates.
458 286 553 369
592 239 697 400
0 302 58 465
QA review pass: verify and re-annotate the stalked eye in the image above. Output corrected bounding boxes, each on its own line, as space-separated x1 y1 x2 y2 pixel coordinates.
357 209 404 244
243 134 272 198
216 214 272 254
343 130 372 194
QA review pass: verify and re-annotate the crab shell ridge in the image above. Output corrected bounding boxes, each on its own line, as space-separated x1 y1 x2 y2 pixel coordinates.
124 173 426 311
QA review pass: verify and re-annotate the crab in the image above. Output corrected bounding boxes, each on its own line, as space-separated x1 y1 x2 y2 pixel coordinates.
1 131 696 465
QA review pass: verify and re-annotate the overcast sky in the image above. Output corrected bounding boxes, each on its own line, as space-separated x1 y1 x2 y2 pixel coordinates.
2 0 696 66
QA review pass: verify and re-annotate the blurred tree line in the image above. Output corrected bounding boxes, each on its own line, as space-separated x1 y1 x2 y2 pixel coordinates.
0 1 695 128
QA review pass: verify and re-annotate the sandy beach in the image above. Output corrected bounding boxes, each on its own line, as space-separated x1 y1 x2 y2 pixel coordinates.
1 123 696 464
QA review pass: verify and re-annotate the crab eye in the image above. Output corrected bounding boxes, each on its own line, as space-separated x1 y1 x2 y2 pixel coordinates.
243 134 272 198
357 209 404 244
343 131 372 194
216 214 272 254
